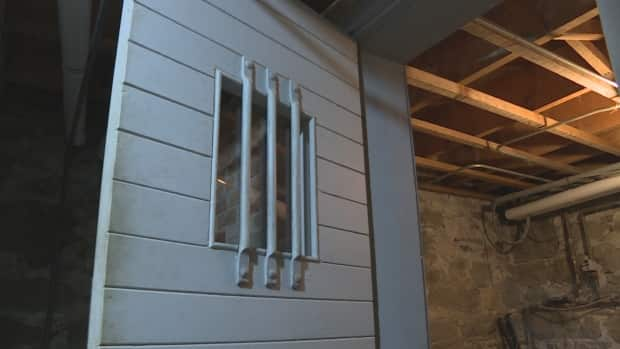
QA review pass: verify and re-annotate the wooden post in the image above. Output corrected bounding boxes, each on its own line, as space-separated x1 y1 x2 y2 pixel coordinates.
360 50 430 349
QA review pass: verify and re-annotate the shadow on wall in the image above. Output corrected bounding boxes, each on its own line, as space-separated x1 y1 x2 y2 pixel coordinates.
0 86 102 349
418 190 620 349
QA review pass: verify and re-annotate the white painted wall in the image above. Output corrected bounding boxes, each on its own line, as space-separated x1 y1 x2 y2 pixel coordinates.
88 1 374 348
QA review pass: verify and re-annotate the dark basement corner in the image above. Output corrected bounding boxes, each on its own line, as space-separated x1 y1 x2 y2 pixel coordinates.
0 0 121 348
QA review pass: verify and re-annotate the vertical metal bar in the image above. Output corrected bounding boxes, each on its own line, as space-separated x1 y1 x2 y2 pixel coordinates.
208 70 223 247
299 129 306 255
307 118 319 257
289 81 303 289
237 57 254 286
264 69 279 287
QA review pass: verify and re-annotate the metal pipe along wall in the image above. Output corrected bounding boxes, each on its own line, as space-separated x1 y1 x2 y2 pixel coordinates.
505 176 620 220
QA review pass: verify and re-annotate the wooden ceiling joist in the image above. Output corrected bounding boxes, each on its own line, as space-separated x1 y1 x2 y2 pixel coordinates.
553 33 604 41
409 8 599 114
407 67 620 157
566 40 615 79
418 183 494 201
415 156 533 189
536 88 591 113
463 18 619 102
411 118 580 174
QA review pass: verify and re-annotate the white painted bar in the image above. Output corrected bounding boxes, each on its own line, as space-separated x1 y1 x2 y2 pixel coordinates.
290 81 302 289
114 132 212 199
308 118 319 257
208 70 223 247
101 289 375 344
264 69 279 287
237 58 254 286
105 234 373 301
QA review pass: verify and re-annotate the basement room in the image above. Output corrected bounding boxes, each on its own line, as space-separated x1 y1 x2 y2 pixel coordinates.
406 0 620 347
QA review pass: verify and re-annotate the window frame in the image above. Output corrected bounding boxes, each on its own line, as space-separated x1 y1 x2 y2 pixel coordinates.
208 67 319 262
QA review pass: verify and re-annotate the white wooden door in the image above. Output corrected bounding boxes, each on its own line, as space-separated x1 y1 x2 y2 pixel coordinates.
88 1 374 348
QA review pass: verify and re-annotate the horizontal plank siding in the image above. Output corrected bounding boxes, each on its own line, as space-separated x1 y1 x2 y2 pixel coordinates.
125 43 214 113
131 3 240 78
138 0 361 115
105 234 373 301
109 182 209 245
318 193 369 235
114 132 212 199
102 289 374 344
320 226 371 267
317 159 367 203
260 0 358 62
130 3 363 145
206 0 359 87
120 86 214 155
104 337 375 349
317 126 365 173
92 1 372 347
301 87 363 143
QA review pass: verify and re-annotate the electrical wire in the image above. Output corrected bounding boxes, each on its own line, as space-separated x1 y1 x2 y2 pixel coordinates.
480 206 531 254
502 216 531 245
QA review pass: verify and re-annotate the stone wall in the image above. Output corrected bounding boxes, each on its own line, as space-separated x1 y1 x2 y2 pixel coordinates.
419 190 620 348
1 86 101 349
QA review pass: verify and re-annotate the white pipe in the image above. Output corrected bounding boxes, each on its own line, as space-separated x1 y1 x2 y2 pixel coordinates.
57 0 91 146
505 176 620 220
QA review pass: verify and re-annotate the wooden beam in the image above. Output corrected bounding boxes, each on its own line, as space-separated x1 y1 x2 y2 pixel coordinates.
418 183 494 201
463 18 619 101
536 88 592 113
411 118 580 174
553 33 604 41
409 8 599 114
566 40 614 79
415 156 533 189
407 67 620 157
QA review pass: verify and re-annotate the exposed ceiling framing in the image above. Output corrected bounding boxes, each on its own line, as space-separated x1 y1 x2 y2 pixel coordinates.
409 0 620 200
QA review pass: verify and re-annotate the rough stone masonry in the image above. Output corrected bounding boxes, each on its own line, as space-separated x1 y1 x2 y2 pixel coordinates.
419 190 620 348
